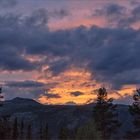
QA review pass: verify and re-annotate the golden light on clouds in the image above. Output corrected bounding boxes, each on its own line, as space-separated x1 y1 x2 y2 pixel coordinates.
37 68 101 104
37 68 136 105
117 85 136 97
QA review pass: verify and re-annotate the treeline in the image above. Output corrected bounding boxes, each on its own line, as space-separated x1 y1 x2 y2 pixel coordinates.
0 87 140 140
58 87 140 140
0 116 48 140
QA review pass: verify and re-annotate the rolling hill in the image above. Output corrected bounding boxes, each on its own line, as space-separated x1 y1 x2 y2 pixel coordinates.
0 97 134 139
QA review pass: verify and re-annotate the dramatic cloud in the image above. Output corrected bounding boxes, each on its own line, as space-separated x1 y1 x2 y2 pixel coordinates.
0 50 36 71
70 91 84 97
42 93 61 99
49 9 70 19
5 80 45 88
0 1 140 104
93 3 140 28
0 10 140 90
0 0 17 8
94 3 126 19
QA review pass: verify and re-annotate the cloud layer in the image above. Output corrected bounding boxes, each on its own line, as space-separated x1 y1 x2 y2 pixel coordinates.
0 1 140 104
0 14 140 86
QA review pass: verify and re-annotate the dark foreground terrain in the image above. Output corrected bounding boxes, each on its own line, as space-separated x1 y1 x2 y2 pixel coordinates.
0 97 134 140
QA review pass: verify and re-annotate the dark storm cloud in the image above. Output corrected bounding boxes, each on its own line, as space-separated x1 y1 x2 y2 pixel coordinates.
0 0 17 7
0 9 48 71
48 58 70 75
1 8 140 90
93 3 126 26
0 49 36 71
94 3 125 17
3 87 42 99
116 5 140 27
5 80 45 88
93 3 140 28
85 27 140 89
50 9 70 19
24 8 48 27
70 91 84 97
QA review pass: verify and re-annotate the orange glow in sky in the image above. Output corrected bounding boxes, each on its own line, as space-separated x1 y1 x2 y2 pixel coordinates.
37 68 136 105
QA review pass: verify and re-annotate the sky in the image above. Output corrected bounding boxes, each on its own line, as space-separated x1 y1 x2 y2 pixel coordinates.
0 0 140 105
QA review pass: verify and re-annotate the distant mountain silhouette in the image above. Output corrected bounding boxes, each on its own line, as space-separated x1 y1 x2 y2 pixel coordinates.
10 97 41 105
0 97 134 139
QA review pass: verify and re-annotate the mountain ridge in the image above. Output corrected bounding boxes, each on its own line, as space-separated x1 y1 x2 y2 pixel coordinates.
0 97 134 139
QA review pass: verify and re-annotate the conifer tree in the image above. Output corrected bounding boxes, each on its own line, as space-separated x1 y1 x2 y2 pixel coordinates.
12 117 19 140
58 127 69 140
75 119 101 140
20 120 24 140
39 124 43 140
43 123 48 140
4 116 11 139
93 87 121 139
26 124 32 140
126 89 140 139
0 118 6 139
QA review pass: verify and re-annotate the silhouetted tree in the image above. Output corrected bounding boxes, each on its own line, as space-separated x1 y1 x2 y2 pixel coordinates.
26 124 32 140
126 89 140 139
12 117 19 140
3 116 11 139
93 87 121 139
43 123 48 140
39 124 43 140
58 127 69 140
0 117 6 139
75 119 101 140
20 120 24 140
58 126 75 140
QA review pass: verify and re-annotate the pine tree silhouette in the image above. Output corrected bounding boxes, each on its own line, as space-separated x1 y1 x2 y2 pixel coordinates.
58 127 69 140
0 117 5 139
4 116 11 139
26 124 32 140
39 124 43 140
43 123 48 140
126 89 140 139
12 117 19 140
93 87 121 139
20 120 24 140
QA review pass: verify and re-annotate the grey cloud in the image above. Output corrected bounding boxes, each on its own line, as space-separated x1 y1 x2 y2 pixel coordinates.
5 80 45 88
93 3 140 28
24 8 49 27
0 0 17 8
3 86 44 100
94 3 126 26
0 10 48 71
94 3 125 17
1 10 140 91
0 48 36 71
70 91 84 97
48 58 70 75
4 80 47 100
50 9 70 19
